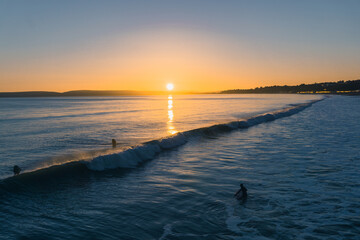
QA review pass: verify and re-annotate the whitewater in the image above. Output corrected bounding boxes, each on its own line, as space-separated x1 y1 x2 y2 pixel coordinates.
1 94 359 239
0 94 320 178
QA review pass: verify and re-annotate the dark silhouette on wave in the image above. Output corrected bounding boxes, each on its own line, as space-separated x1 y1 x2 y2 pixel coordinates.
0 99 322 195
13 165 21 176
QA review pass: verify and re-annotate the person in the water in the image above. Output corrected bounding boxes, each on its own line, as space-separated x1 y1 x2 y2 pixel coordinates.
112 139 117 147
13 165 21 176
234 183 247 200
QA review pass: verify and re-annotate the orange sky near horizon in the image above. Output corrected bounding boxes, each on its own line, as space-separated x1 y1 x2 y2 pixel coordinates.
1 1 359 93
2 29 359 92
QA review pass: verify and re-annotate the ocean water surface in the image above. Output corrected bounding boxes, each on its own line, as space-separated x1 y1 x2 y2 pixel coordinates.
0 94 319 178
1 94 359 239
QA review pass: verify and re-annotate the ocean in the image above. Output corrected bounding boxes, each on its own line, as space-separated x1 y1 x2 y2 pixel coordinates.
0 94 359 239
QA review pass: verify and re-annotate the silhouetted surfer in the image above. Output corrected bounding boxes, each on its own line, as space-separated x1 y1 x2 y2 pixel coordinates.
13 165 21 176
112 139 117 147
234 183 247 200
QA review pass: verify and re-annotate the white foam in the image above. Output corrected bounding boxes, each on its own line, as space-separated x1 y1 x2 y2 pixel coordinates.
133 142 161 161
158 133 187 149
86 149 141 171
85 99 322 171
225 204 243 234
158 224 173 240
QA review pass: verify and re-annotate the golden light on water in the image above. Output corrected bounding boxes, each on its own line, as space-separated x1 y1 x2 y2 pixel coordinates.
167 95 177 135
166 83 174 91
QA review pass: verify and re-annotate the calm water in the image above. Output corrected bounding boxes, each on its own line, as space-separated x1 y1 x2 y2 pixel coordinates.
1 94 359 239
0 94 319 178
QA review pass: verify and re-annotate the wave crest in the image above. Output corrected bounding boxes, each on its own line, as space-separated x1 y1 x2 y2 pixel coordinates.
85 99 321 171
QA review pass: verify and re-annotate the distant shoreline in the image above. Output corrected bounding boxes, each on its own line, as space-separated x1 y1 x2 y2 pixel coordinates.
1 79 359 97
0 90 184 98
219 79 360 95
0 92 358 98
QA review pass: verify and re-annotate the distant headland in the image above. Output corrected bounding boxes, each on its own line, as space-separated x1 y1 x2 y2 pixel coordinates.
220 79 360 95
0 90 171 98
1 79 359 97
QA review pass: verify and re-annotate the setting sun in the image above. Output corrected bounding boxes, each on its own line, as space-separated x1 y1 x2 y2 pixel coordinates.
1 1 360 239
166 83 174 91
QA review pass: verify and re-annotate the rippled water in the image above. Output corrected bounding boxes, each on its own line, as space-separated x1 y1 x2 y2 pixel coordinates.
0 94 318 178
1 94 359 239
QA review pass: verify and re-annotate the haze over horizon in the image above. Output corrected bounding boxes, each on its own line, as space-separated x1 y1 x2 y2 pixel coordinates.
1 0 359 92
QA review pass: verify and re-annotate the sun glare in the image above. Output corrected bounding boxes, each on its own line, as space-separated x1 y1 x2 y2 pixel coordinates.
166 83 174 91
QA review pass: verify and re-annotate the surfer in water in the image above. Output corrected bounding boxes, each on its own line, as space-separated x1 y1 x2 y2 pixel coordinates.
234 183 247 200
112 139 117 148
13 165 21 176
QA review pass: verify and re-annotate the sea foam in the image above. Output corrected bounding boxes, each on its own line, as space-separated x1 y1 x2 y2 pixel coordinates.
85 99 322 171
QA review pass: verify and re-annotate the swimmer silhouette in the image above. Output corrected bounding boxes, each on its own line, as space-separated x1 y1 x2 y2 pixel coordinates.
112 139 117 147
234 183 247 200
13 165 21 176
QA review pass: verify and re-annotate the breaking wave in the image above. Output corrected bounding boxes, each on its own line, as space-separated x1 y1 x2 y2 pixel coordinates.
86 99 322 171
1 99 322 184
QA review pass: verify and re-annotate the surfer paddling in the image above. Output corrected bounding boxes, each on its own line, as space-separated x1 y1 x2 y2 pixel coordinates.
112 139 117 147
234 183 247 200
13 165 21 176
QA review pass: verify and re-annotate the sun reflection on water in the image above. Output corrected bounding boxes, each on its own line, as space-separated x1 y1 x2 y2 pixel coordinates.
167 95 177 135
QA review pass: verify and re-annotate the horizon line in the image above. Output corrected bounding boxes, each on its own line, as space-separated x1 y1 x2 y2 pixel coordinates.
1 78 359 94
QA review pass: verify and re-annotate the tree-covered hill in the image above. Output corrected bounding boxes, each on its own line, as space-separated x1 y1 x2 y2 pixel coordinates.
221 79 360 94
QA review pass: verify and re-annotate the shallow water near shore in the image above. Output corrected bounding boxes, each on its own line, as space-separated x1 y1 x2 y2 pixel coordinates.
1 94 359 239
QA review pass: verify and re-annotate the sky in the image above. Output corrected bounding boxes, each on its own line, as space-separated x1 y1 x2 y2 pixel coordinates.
0 0 359 92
